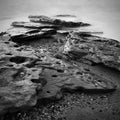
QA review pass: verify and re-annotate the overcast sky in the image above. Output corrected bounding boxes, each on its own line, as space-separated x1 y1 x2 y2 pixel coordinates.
0 0 120 17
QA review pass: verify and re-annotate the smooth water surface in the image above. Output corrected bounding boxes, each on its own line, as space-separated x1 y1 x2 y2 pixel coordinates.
0 0 120 40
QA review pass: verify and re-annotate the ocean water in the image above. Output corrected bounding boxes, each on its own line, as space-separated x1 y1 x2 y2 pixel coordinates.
0 0 120 40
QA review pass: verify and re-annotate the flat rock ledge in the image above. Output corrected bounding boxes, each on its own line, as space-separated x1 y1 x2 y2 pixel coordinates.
28 15 90 27
0 15 119 116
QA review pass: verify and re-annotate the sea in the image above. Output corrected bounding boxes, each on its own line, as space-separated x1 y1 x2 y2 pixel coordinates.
0 0 120 40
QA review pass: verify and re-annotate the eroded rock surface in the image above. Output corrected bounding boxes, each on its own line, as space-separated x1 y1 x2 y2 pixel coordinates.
0 38 43 115
0 34 117 115
62 32 120 71
34 56 116 99
0 66 42 114
0 15 119 117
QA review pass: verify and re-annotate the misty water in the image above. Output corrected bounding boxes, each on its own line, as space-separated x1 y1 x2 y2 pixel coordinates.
0 0 120 40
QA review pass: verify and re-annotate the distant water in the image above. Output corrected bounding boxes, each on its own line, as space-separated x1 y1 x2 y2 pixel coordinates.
0 0 120 40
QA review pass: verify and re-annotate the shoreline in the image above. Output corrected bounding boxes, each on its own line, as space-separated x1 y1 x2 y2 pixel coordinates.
0 14 120 120
0 13 120 40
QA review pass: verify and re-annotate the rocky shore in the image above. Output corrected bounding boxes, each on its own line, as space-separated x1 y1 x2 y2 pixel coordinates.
0 15 120 120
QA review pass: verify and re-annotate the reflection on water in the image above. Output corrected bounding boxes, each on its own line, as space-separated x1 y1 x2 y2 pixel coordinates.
0 0 120 40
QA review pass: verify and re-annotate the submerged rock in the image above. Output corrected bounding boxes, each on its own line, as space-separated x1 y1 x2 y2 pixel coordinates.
0 14 119 117
55 14 77 17
28 15 90 27
12 21 59 29
62 32 120 71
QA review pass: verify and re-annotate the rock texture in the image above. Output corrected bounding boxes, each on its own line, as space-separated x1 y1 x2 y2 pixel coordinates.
12 21 59 29
35 56 116 99
0 34 116 115
62 32 120 71
0 15 119 117
0 38 43 115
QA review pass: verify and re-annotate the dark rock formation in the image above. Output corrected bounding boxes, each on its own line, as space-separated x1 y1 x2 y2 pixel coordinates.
12 21 59 29
54 14 77 17
62 32 120 71
28 15 90 27
7 28 56 42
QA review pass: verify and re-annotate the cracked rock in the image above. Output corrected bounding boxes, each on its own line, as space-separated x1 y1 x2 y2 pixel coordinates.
35 56 116 99
62 32 120 71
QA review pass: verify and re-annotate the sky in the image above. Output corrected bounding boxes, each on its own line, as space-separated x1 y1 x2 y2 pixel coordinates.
0 0 120 16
